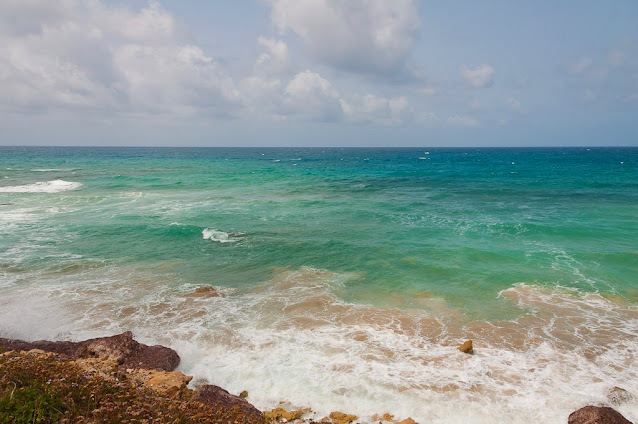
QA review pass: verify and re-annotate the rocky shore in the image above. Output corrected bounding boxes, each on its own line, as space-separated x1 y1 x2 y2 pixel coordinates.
0 332 634 424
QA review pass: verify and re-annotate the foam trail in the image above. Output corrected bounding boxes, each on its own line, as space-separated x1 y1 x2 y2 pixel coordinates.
0 180 82 193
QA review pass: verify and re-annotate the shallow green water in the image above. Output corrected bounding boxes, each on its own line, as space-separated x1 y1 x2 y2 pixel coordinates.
1 147 637 423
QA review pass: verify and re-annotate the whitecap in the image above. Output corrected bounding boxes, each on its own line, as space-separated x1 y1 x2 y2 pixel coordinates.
32 168 69 172
0 180 82 193
202 228 237 243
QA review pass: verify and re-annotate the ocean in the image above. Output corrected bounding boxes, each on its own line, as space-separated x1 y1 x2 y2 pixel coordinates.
1 147 637 423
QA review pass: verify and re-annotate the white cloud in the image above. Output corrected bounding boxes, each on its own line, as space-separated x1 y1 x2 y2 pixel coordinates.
569 56 593 75
269 0 420 76
506 97 521 111
341 94 413 124
283 70 343 121
460 64 495 88
446 114 479 127
0 0 237 116
255 36 291 74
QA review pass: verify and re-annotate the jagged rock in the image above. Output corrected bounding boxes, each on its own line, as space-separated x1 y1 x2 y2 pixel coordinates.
264 407 304 421
458 340 473 354
607 387 635 406
75 356 120 380
193 378 209 390
0 331 180 371
193 384 263 422
128 369 194 399
396 418 417 424
568 406 631 424
329 411 359 424
240 390 249 398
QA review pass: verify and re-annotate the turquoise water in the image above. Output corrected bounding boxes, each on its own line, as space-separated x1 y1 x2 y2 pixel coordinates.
1 147 637 423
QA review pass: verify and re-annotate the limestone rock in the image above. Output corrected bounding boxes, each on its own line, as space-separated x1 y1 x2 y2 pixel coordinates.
193 384 263 422
264 407 304 421
0 331 180 371
568 406 631 424
458 340 473 354
329 411 359 424
607 387 635 406
128 369 193 399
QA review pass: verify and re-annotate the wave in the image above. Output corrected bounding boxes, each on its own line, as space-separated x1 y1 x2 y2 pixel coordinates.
31 168 74 172
0 180 82 193
0 266 636 423
202 228 237 243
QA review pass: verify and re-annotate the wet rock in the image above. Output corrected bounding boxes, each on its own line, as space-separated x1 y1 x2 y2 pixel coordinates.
264 407 304 421
396 418 417 424
329 411 359 424
372 413 394 421
182 286 221 298
193 378 209 390
568 406 631 424
0 331 180 371
458 340 473 354
240 390 249 398
193 384 263 422
607 387 635 406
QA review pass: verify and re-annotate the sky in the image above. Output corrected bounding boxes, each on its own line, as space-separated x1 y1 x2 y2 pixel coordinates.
1 0 637 147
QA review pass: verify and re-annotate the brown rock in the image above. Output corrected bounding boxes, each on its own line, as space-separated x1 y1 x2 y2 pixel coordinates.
568 406 632 424
0 331 180 371
240 390 249 398
128 369 193 399
371 413 394 422
182 286 221 298
607 387 635 406
193 384 263 422
329 411 359 424
396 419 417 424
264 407 304 421
458 340 473 354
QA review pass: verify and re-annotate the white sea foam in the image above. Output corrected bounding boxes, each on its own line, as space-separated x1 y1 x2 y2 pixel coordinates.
32 168 71 172
0 179 82 193
202 228 237 243
0 267 636 423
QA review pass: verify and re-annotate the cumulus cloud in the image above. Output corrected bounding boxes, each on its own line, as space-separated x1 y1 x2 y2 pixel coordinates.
283 70 343 121
255 36 291 74
269 0 420 77
460 64 495 88
341 94 413 124
0 0 238 116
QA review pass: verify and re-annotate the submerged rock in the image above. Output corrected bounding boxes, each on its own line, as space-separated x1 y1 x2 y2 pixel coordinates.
568 406 631 424
329 411 359 424
607 387 635 406
396 418 417 424
183 286 221 298
193 384 263 422
372 413 394 421
458 340 473 354
0 331 180 371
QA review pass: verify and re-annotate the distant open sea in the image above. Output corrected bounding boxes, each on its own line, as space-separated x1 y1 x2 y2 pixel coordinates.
1 147 637 423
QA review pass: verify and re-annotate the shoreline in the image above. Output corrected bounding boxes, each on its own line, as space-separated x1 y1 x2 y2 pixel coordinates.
1 331 634 424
